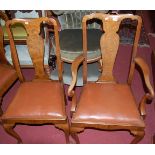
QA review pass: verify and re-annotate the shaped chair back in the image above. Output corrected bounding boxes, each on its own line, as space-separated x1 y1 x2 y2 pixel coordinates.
6 17 62 82
82 13 142 84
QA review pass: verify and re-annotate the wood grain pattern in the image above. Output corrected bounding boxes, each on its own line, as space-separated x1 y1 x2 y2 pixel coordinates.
6 17 63 81
82 13 142 83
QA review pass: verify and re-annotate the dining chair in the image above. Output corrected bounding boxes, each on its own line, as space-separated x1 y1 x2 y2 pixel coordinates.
1 17 70 143
0 11 18 117
68 13 154 143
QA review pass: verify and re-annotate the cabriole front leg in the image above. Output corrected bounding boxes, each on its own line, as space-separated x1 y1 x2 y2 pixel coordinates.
3 123 22 144
130 130 145 144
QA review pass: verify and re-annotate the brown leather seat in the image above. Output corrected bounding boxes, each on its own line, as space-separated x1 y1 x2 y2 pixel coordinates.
3 81 66 120
68 13 154 144
72 83 144 127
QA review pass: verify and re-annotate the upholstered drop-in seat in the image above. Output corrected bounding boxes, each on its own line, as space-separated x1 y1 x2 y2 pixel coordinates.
72 83 145 127
3 10 42 43
2 24 27 42
5 44 49 66
52 29 102 62
2 81 66 120
0 64 17 96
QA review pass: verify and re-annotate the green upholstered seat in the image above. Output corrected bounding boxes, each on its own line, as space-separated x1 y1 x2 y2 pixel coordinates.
52 29 102 62
3 10 41 42
2 24 27 41
50 10 107 63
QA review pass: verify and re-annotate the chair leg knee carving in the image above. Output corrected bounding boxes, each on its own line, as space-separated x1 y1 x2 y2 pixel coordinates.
130 130 145 144
3 123 22 144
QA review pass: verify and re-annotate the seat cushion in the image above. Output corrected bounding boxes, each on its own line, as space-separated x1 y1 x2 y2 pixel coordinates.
72 83 145 127
2 24 27 41
5 44 49 66
2 81 66 120
0 64 17 96
52 29 102 62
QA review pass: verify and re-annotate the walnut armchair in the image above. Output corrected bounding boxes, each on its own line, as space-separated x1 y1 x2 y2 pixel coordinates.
68 13 154 143
0 11 18 117
1 17 69 143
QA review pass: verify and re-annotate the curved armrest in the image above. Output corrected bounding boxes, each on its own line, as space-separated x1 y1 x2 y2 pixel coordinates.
135 57 154 118
135 57 154 99
45 11 61 31
68 54 85 97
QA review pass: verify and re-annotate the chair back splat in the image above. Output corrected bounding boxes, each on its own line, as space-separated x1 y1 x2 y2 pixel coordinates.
82 13 142 84
6 17 62 81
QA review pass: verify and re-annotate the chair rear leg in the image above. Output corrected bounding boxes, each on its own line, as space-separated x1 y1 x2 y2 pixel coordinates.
153 134 155 144
3 123 22 144
64 129 70 144
70 126 84 144
70 133 80 144
130 130 145 144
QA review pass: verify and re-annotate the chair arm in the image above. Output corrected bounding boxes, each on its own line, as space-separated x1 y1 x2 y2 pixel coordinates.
135 57 154 99
68 54 85 97
135 57 154 118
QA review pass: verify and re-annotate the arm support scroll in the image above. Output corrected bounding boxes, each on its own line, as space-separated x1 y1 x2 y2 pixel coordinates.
68 54 85 97
135 57 154 118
